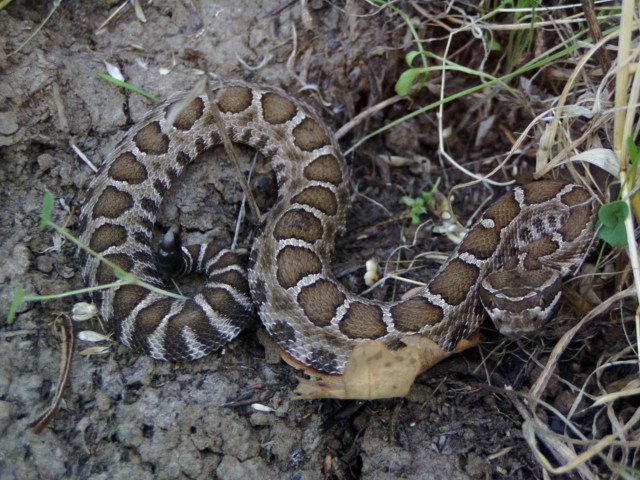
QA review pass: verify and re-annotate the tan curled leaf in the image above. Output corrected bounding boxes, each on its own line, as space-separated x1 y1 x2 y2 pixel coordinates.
291 333 479 400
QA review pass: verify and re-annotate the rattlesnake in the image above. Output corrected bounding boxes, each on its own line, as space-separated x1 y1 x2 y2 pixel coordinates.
78 80 596 375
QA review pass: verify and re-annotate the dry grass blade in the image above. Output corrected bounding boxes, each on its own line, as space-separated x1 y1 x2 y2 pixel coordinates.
205 79 261 220
530 287 637 399
29 316 75 434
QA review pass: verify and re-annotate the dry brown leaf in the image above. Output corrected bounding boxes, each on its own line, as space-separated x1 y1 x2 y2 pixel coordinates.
290 333 479 400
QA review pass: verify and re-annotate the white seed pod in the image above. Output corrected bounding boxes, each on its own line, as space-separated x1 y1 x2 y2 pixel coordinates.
364 258 380 287
251 403 275 413
104 61 124 81
72 302 98 322
78 330 111 343
79 345 112 357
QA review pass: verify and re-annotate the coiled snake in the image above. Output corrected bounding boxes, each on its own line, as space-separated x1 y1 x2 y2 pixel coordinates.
78 81 596 375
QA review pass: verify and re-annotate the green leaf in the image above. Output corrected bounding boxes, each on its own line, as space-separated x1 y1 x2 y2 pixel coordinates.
7 287 25 325
40 191 54 231
627 136 639 165
98 72 162 104
627 137 639 183
488 39 502 52
597 200 629 247
402 196 416 207
395 68 427 96
405 50 422 67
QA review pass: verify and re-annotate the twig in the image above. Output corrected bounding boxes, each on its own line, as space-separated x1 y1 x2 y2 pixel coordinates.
334 95 406 141
580 0 612 73
7 0 61 57
30 316 75 434
205 79 261 219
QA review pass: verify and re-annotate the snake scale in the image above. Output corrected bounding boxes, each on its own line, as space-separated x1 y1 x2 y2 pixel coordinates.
78 80 597 375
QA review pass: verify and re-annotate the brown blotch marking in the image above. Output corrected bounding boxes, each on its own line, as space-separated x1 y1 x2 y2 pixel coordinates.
109 152 147 184
89 224 127 253
291 186 338 216
194 138 206 155
339 302 387 339
303 155 343 185
133 298 173 337
78 248 87 265
201 286 249 322
140 198 157 214
165 301 215 349
133 230 152 245
269 320 297 345
481 269 561 311
176 151 191 167
132 250 154 265
210 270 248 293
306 347 339 372
95 253 134 284
522 180 566 204
208 249 240 269
292 117 330 152
217 86 253 113
523 236 559 269
430 259 480 306
167 166 179 182
273 209 323 243
134 121 169 155
261 92 297 124
297 279 345 327
276 246 322 289
93 186 133 219
170 97 204 131
560 187 594 241
140 217 154 234
153 178 168 196
459 225 500 260
391 296 444 332
112 285 149 321
483 191 521 229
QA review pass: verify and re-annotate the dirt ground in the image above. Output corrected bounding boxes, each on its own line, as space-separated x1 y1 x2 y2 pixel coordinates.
0 1 634 479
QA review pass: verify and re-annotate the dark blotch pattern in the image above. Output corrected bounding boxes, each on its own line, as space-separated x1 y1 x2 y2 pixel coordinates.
391 296 444 332
170 97 205 131
95 254 134 284
523 180 566 204
430 259 480 306
276 246 322 289
339 302 387 339
109 152 147 184
89 224 127 253
217 86 253 113
269 320 297 345
273 209 324 243
291 186 338 216
134 121 169 155
292 117 330 152
459 225 500 260
93 187 133 219
306 347 339 372
261 92 297 124
303 155 343 185
297 279 345 327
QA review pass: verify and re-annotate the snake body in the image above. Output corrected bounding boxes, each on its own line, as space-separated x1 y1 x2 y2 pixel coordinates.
78 81 596 374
